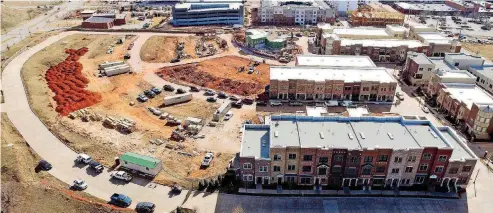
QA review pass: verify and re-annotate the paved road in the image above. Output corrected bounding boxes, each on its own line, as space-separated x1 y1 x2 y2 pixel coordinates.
1 0 83 51
1 31 217 213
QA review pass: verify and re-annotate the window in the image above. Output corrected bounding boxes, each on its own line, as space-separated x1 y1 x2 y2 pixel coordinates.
273 166 281 172
405 179 410 184
462 166 472 172
287 165 296 171
243 175 253 181
378 155 388 162
391 168 400 174
363 87 369 91
428 68 432 71
414 74 423 79
434 166 444 173
332 165 342 173
303 155 313 161
438 155 447 162
449 167 458 174
419 68 423 71
454 62 459 66
318 167 327 175
349 156 359 163
405 166 413 173
408 156 416 162
286 176 296 183
334 155 343 162
363 156 373 163
274 154 282 161
362 166 371 175
419 164 428 171
300 177 311 184
259 166 268 172
243 163 252 169
302 166 311 172
319 157 329 163
422 153 432 160
347 167 356 174
344 86 352 91
394 157 403 163
376 166 385 173
288 154 297 160
415 176 425 184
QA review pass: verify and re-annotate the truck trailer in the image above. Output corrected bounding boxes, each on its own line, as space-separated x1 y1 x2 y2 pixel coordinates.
101 64 131 77
163 93 192 106
99 61 125 69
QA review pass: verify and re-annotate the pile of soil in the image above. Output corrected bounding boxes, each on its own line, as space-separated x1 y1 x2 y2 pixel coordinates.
45 48 102 116
158 64 262 96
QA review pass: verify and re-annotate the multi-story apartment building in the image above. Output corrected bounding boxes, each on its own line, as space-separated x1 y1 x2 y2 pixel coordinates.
238 115 477 190
348 3 404 27
467 65 493 95
409 25 462 57
255 0 336 26
269 62 397 102
427 69 476 96
172 2 244 26
325 0 378 16
295 54 376 68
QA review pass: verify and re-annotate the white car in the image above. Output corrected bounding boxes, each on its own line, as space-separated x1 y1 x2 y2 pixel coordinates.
421 106 430 113
201 152 214 167
110 171 133 182
75 153 92 164
147 107 162 116
224 111 233 120
72 179 88 190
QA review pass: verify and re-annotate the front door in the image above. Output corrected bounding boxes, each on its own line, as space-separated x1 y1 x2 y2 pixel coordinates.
315 178 320 185
277 177 282 185
257 177 263 184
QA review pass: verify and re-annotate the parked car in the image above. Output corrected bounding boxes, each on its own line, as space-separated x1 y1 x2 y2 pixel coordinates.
89 160 104 173
248 66 254 74
242 97 254 105
147 107 162 116
224 111 233 120
289 101 303 106
421 106 430 113
190 86 200 92
256 101 267 106
109 193 132 208
176 88 186 94
144 90 156 98
75 153 92 164
270 100 283 106
110 171 133 182
217 92 228 99
206 97 217 102
201 152 214 167
204 89 215 96
171 183 182 194
229 95 240 101
123 53 131 59
151 87 162 94
163 84 175 92
137 94 148 102
38 160 52 171
232 100 243 108
72 179 88 190
136 202 156 213
396 92 404 101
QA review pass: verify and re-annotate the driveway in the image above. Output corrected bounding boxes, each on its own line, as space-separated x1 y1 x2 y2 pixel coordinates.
1 30 217 213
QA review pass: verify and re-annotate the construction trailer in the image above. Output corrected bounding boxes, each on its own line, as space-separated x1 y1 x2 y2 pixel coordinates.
119 152 162 177
101 64 131 77
163 93 193 106
212 101 232 122
99 61 125 69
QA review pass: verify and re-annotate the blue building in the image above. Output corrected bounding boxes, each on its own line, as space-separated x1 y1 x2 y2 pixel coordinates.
172 2 244 26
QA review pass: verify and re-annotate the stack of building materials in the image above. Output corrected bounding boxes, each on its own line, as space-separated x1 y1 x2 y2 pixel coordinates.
103 116 136 133
98 61 131 77
68 108 103 121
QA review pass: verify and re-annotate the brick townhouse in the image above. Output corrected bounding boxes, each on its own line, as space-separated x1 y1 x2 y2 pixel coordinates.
238 116 478 191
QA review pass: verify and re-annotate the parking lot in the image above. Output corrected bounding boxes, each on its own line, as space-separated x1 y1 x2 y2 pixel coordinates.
406 15 493 38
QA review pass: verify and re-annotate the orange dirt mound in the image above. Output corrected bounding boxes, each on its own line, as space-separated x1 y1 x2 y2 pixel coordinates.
45 47 101 116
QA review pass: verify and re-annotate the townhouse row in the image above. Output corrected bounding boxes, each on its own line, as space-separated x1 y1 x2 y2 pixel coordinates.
238 116 477 190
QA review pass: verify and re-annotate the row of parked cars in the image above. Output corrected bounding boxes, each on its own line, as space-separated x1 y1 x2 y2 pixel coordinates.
203 89 254 108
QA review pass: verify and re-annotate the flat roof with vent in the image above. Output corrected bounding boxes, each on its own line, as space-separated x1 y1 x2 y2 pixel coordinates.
297 121 361 150
351 122 420 149
240 125 270 159
296 55 376 68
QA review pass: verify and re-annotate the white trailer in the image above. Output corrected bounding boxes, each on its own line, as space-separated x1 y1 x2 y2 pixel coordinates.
213 100 232 121
163 93 192 106
99 61 125 69
103 64 131 77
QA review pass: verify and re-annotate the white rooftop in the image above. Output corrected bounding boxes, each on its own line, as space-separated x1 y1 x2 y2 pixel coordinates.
333 28 390 37
443 83 493 109
418 32 453 44
436 70 475 79
270 66 396 83
386 25 407 32
340 39 424 48
296 55 376 67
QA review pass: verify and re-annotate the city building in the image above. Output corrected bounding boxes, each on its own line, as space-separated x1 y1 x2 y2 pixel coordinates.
348 3 404 27
427 69 476 96
325 0 378 16
393 2 460 15
410 25 462 57
238 115 477 189
245 29 287 50
81 10 128 29
269 60 397 102
467 65 493 94
295 55 376 67
172 2 244 26
82 17 115 29
81 10 96 20
255 0 336 26
436 83 493 140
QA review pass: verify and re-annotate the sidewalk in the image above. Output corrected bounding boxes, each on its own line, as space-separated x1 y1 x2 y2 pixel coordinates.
238 188 459 199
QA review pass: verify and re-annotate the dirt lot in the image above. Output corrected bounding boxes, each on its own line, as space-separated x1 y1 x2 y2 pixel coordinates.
21 34 229 188
462 43 493 61
0 3 52 34
1 113 128 213
157 56 270 96
140 36 197 63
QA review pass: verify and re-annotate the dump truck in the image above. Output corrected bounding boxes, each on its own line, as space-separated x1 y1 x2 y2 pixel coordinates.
163 93 192 106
